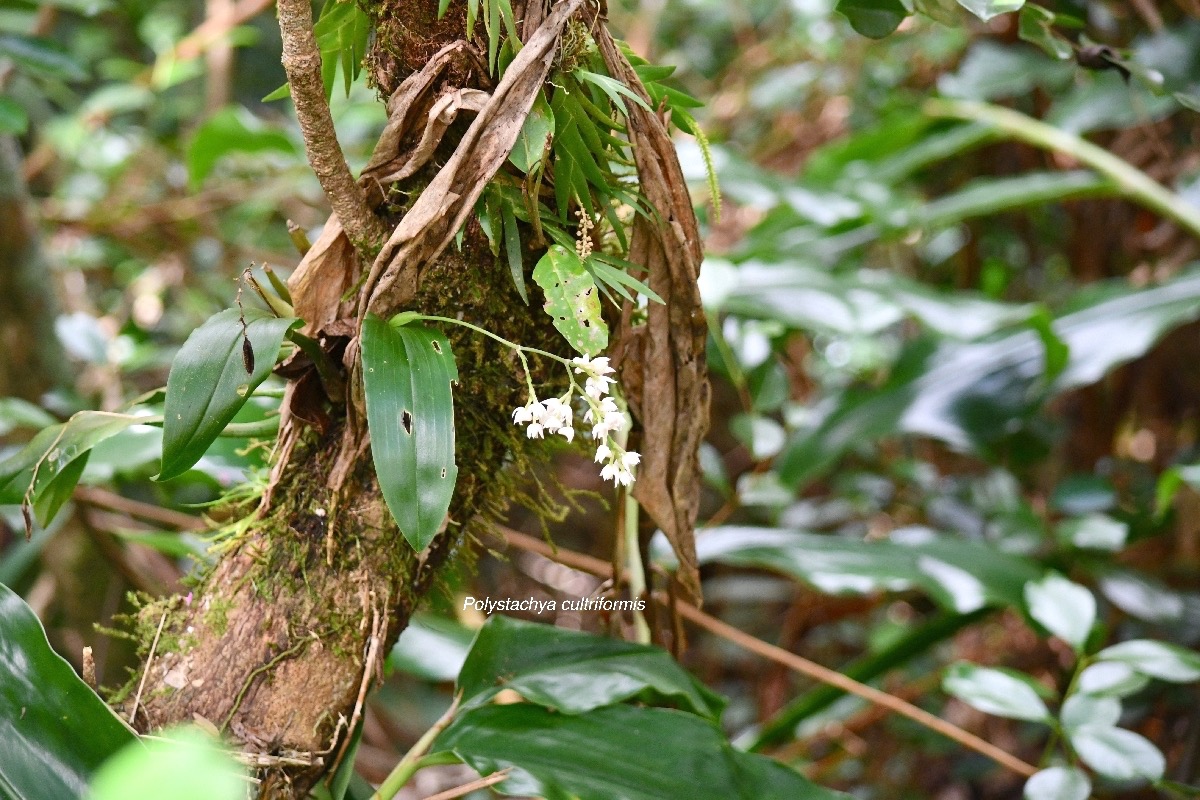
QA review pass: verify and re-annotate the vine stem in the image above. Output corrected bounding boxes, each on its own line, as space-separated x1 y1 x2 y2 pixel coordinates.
371 694 461 800
276 0 386 256
497 526 1039 780
925 98 1200 242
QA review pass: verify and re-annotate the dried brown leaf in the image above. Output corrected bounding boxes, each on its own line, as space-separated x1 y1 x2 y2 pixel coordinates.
597 29 709 605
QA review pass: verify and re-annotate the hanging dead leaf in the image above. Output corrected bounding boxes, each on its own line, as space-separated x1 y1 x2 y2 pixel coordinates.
597 29 710 606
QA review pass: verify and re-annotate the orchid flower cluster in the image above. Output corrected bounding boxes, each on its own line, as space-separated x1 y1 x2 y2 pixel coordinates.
511 355 642 486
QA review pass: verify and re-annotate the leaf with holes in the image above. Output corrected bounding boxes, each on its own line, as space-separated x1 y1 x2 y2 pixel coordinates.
361 315 458 551
532 245 608 356
158 308 297 481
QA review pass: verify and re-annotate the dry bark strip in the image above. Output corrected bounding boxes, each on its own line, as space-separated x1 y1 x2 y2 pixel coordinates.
359 0 586 320
596 29 709 605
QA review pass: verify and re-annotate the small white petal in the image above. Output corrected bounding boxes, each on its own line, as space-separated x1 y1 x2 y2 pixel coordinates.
512 405 533 423
527 423 544 439
620 451 641 469
594 443 611 462
600 463 619 482
561 427 575 443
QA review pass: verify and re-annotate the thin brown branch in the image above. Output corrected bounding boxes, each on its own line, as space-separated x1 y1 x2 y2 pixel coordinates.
276 0 386 256
75 485 206 531
421 769 511 800
498 528 1039 780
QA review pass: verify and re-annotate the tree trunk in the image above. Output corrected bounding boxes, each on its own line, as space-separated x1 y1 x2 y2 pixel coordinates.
0 135 68 401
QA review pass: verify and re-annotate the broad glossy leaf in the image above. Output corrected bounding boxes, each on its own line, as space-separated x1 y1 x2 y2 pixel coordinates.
1069 724 1165 781
942 662 1052 722
1023 766 1090 800
835 0 908 38
716 263 1031 339
186 107 297 187
0 582 136 798
674 526 1040 613
436 703 846 800
1096 639 1200 683
532 245 608 356
456 615 723 719
90 726 245 800
388 613 474 682
158 309 297 481
779 269 1200 487
1059 694 1121 732
1024 573 1095 651
956 0 1024 22
1076 662 1150 698
0 412 150 525
361 316 458 551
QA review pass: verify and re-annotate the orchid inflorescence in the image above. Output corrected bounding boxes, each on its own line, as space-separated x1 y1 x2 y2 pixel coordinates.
512 355 641 486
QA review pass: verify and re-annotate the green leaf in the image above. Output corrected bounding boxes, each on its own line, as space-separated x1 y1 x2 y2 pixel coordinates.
532 245 609 356
1069 724 1165 782
0 95 28 134
573 69 651 116
1024 573 1095 651
388 613 474 682
1056 513 1127 551
0 411 150 525
90 726 246 800
956 0 1024 22
0 33 86 81
186 107 297 187
501 200 529 304
676 527 1041 613
360 316 458 551
158 309 297 481
509 92 554 173
1096 639 1200 683
456 615 724 719
835 0 908 38
716 263 1032 339
0 582 136 798
942 662 1052 722
1075 662 1150 697
435 703 847 800
1023 766 1091 800
777 269 1200 488
1018 5 1073 61
1059 694 1121 732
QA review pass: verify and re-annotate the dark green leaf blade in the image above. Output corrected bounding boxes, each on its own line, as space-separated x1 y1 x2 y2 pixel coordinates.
456 615 724 718
835 0 909 38
0 582 136 799
361 316 458 551
0 33 86 80
436 703 846 800
158 308 297 481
